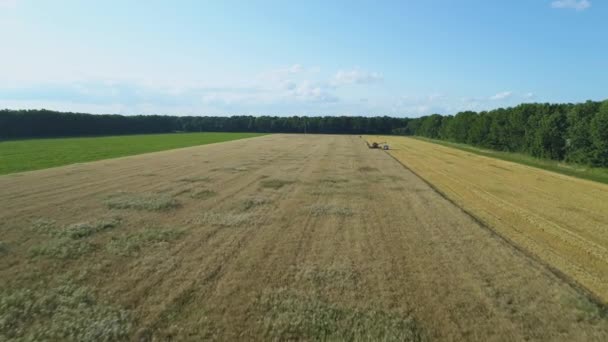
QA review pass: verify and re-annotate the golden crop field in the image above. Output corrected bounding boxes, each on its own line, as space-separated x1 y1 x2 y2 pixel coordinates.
368 135 608 303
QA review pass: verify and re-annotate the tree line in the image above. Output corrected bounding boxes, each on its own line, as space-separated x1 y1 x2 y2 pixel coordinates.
2 100 607 167
397 100 608 167
0 110 409 139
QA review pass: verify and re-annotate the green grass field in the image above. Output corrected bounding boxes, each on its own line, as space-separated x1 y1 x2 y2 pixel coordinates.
0 132 266 175
415 137 608 185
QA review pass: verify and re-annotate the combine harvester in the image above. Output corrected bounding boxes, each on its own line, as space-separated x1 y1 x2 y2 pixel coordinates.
367 141 390 150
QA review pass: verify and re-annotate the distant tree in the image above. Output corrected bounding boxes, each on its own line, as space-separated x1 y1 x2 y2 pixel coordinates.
448 111 477 143
418 114 443 138
565 101 599 164
439 116 453 140
535 110 567 160
467 112 491 146
590 101 608 166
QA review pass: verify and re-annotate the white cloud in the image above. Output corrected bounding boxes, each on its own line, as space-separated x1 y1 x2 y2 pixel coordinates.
0 99 190 116
260 64 306 82
551 0 591 11
331 68 383 86
290 81 338 103
523 92 535 99
286 64 303 74
0 0 17 9
427 93 446 101
490 91 513 100
282 81 297 91
308 66 321 73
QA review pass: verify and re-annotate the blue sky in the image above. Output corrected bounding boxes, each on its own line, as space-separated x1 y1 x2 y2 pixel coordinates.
0 0 606 117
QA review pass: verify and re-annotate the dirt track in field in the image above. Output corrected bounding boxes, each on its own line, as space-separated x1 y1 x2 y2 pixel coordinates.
1 134 607 341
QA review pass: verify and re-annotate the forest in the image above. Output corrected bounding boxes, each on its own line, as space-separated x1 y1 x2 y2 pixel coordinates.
398 100 608 167
1 99 607 167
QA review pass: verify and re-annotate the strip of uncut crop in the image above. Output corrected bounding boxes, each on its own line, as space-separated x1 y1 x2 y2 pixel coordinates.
413 137 608 185
366 135 608 303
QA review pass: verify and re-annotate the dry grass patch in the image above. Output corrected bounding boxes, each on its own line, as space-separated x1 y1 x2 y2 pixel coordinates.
0 241 9 255
368 175 406 183
61 218 121 239
256 289 425 341
105 193 179 211
260 179 295 190
29 218 121 260
0 279 131 341
295 264 360 292
572 298 608 323
31 218 57 234
385 175 405 181
171 188 192 197
241 196 272 210
190 189 217 200
191 212 257 227
30 239 95 260
177 176 211 183
358 166 379 172
309 204 353 217
319 178 350 188
310 188 368 197
106 227 186 257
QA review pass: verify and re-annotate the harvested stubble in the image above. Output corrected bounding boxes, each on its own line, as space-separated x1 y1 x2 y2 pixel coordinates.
260 179 294 190
2 134 608 340
106 227 186 256
178 176 211 183
105 193 179 211
190 189 217 200
309 204 353 217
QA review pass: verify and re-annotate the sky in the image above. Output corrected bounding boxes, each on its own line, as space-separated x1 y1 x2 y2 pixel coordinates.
0 0 606 117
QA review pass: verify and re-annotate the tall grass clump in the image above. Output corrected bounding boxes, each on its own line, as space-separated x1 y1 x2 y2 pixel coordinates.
256 289 425 341
192 212 256 227
0 281 131 341
241 196 272 210
29 218 121 260
190 189 217 200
